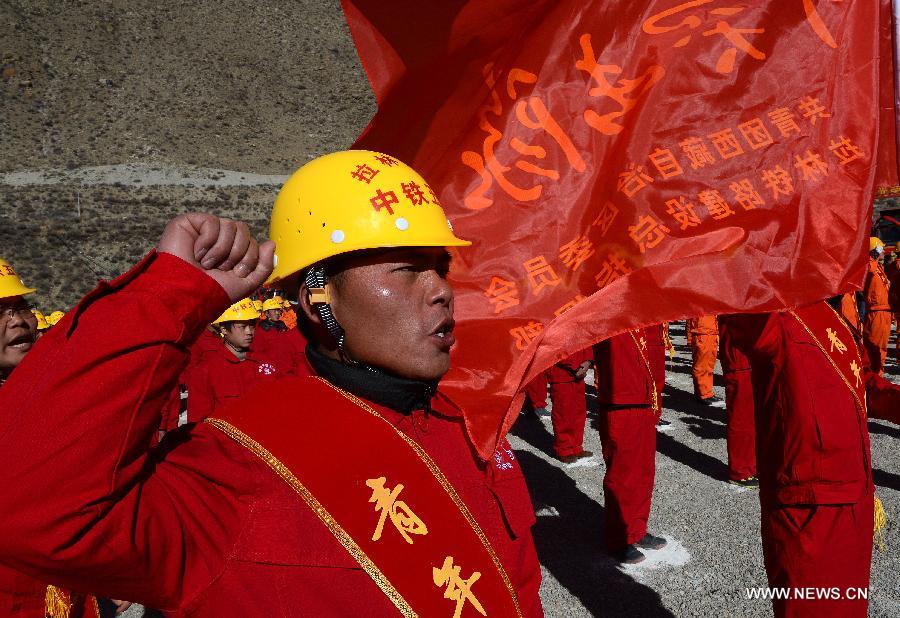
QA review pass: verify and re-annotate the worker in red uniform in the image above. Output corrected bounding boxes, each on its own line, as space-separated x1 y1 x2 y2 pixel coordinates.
0 151 542 617
688 315 721 405
254 295 311 376
724 300 900 618
0 258 102 618
887 252 900 361
717 320 757 487
523 372 549 415
863 238 891 374
544 351 593 462
186 298 295 423
593 327 667 564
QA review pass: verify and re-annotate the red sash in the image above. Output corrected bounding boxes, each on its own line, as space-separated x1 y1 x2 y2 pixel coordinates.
206 376 522 618
788 303 867 415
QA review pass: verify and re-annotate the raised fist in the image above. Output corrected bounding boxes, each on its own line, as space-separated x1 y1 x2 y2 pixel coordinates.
157 213 274 302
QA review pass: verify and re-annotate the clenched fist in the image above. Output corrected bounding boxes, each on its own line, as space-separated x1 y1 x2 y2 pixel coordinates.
157 213 274 302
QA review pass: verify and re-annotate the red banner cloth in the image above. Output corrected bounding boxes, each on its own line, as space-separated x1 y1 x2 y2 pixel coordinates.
342 0 879 459
875 0 900 197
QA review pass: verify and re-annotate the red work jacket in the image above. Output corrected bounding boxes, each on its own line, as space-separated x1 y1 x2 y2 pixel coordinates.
593 328 656 408
254 321 312 376
186 343 294 423
723 302 899 506
0 252 542 617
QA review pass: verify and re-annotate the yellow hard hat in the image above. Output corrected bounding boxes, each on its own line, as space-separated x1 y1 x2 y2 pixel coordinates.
265 150 471 285
213 298 261 324
46 311 65 325
0 258 36 300
262 297 284 311
870 237 886 252
252 300 263 312
32 310 49 331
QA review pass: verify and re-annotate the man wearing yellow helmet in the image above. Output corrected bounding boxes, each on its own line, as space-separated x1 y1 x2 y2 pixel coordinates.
186 299 294 422
0 259 38 385
863 237 891 374
0 152 541 617
0 259 101 617
253 295 310 375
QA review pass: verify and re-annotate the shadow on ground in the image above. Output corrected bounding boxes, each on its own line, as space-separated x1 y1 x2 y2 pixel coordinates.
511 415 674 617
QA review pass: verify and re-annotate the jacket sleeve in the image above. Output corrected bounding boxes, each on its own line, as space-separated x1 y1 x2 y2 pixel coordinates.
0 252 248 610
185 360 217 423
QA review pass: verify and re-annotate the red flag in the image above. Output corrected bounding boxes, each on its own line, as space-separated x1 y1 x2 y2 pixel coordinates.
343 0 879 459
875 0 900 197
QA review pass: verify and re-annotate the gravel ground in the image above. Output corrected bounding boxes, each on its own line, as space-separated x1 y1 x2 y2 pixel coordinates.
508 321 900 617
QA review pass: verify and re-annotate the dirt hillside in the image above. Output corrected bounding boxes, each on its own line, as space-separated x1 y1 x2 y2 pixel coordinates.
1 0 375 309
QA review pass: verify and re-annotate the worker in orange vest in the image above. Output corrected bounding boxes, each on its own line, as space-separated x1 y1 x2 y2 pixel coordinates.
863 238 891 374
688 315 722 405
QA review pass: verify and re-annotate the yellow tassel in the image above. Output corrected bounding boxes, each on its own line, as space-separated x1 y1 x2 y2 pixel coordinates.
44 585 71 618
874 494 887 552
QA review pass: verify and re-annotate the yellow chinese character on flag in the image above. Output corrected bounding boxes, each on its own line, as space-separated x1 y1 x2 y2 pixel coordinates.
628 214 670 253
679 137 716 169
510 321 543 351
617 163 654 197
648 147 685 179
575 34 665 135
559 235 596 271
665 196 702 229
737 118 774 150
483 276 520 314
698 189 735 220
761 164 794 199
794 150 829 182
768 107 801 137
828 136 864 166
592 201 619 237
595 252 633 289
709 128 745 160
524 256 562 294
798 95 832 125
728 179 765 211
641 2 766 74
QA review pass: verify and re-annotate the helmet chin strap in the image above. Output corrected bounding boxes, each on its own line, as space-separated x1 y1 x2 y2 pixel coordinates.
305 266 377 371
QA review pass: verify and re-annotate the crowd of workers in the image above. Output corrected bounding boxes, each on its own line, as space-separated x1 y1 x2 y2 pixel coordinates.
0 150 898 617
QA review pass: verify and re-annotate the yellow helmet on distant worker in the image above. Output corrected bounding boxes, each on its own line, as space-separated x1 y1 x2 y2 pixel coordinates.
265 150 471 285
32 310 49 331
46 311 65 325
870 237 885 252
213 298 261 325
262 297 285 311
0 258 36 300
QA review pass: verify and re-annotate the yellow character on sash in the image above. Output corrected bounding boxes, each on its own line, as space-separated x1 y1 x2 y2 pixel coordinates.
366 476 428 544
825 327 847 354
433 556 487 618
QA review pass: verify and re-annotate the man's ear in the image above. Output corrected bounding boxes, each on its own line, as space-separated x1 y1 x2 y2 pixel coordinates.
298 281 326 326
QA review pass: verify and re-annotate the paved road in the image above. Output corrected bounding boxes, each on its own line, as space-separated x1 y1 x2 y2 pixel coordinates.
509 321 900 617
